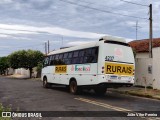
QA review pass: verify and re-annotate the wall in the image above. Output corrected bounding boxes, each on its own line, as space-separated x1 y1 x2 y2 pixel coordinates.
15 68 30 78
7 68 14 75
152 47 160 89
135 47 160 89
134 58 153 87
14 68 38 78
136 52 149 58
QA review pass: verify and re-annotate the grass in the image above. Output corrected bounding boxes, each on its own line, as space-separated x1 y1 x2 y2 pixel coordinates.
111 87 160 100
0 103 11 120
123 89 160 100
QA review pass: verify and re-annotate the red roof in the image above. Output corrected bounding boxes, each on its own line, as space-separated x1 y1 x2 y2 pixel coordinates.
128 38 160 53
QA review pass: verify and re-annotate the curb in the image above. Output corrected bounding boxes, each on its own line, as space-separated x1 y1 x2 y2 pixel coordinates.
109 90 160 101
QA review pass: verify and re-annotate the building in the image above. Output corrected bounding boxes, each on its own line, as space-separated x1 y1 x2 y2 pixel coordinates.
129 38 160 89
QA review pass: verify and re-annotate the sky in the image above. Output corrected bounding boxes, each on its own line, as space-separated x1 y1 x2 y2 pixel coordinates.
0 0 159 57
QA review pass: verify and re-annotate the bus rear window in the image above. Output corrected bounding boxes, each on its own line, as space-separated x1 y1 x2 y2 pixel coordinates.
104 40 129 47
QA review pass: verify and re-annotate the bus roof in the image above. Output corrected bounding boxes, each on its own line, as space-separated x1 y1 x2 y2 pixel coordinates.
48 36 126 55
48 41 97 55
99 36 126 43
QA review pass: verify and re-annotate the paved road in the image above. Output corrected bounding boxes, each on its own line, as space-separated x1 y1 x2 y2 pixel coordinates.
0 76 160 120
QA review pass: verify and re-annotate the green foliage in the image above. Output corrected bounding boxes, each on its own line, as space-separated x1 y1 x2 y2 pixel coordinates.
8 50 44 78
26 50 44 69
36 62 43 73
0 57 9 75
36 62 43 78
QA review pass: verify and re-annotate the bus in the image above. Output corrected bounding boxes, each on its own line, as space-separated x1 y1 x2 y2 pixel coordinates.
41 36 135 95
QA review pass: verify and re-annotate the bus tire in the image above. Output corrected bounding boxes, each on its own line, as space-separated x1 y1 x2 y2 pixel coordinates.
69 80 81 95
43 77 51 88
94 87 107 95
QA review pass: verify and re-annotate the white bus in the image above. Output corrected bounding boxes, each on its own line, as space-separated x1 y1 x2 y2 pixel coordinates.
41 36 135 95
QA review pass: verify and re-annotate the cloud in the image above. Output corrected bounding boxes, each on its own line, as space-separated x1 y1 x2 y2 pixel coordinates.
0 0 12 4
0 34 9 38
0 28 38 35
0 0 159 57
0 23 106 39
0 45 11 48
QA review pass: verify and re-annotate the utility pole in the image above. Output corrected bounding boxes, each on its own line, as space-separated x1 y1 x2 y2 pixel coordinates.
120 1 152 57
136 21 142 40
133 20 141 40
61 36 63 48
45 42 47 55
48 40 50 53
149 4 153 58
136 21 138 40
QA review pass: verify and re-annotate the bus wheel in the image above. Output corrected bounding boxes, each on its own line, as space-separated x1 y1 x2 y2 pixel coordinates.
43 77 50 88
69 80 80 95
94 87 107 95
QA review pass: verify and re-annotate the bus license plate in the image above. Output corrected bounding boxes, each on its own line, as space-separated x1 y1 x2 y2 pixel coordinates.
110 75 117 80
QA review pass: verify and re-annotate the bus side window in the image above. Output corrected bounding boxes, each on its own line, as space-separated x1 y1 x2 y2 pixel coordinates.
43 57 49 67
63 52 68 65
58 53 64 65
54 54 59 65
78 50 85 64
91 47 98 63
63 53 68 59
85 48 92 56
68 52 73 58
79 50 84 57
73 51 79 57
65 58 72 64
79 57 84 64
83 47 98 63
67 52 73 64
50 55 55 65
59 54 63 59
83 48 92 63
72 51 79 64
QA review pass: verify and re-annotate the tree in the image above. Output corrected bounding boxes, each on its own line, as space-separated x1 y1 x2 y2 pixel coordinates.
9 50 44 78
36 62 43 78
0 56 9 75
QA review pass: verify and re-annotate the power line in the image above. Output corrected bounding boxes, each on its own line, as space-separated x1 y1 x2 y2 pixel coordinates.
79 0 149 17
120 0 148 7
59 0 148 20
78 0 124 11
78 0 94 5
59 0 148 19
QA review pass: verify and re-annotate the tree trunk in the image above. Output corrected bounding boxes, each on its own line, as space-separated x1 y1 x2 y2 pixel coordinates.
29 68 32 78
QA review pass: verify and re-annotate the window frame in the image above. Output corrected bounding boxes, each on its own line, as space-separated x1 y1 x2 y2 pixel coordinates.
46 46 99 66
